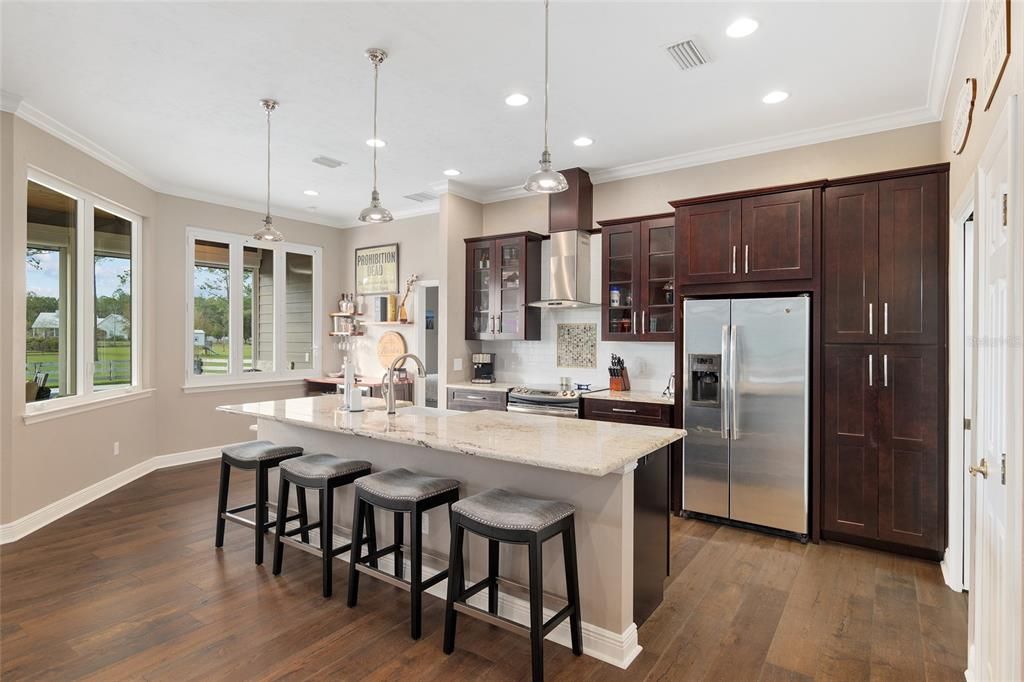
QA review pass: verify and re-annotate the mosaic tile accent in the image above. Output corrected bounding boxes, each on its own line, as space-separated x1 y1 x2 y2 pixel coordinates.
556 323 597 368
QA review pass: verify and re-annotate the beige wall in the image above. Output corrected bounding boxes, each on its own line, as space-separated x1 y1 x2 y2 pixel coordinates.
940 0 1023 202
483 122 942 234
438 193 483 391
1 116 348 523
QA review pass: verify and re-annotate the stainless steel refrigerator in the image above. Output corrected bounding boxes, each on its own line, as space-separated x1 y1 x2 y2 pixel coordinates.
682 296 810 536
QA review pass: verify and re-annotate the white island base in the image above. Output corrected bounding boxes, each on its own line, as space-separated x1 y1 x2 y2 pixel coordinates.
219 396 684 669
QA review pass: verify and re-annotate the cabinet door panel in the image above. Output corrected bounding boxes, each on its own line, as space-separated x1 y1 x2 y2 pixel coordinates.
877 345 941 550
878 174 940 344
466 241 495 340
676 200 741 284
639 217 676 340
824 182 879 344
823 345 878 538
741 189 814 281
602 224 641 340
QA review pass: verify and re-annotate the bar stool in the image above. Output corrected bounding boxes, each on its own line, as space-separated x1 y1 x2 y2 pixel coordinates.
442 488 582 682
271 453 374 597
346 467 461 640
214 440 304 565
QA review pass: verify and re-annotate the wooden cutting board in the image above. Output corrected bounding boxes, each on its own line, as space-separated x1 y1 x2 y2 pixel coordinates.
377 331 407 369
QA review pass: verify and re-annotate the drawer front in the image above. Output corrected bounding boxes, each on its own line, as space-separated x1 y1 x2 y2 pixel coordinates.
448 388 506 412
583 399 672 426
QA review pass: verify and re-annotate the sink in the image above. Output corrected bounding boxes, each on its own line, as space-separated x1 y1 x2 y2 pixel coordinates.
395 405 459 417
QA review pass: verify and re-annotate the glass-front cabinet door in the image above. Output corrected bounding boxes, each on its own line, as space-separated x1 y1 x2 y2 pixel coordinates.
602 223 640 340
468 241 495 339
640 217 676 340
465 232 542 341
495 238 522 338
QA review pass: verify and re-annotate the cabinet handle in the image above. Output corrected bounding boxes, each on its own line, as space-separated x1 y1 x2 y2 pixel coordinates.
732 245 737 274
463 395 488 401
884 302 889 335
641 310 646 334
612 408 638 414
744 244 749 274
632 311 638 335
497 316 502 334
868 354 873 387
883 354 888 387
868 303 873 335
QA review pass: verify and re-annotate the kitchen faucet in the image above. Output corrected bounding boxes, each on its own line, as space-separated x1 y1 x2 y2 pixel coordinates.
385 353 428 415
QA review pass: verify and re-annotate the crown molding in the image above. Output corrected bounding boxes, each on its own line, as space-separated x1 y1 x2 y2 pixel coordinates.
429 179 486 204
927 0 970 119
1 90 23 114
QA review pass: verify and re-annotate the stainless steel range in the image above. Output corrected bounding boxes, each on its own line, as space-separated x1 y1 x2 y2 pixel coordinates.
506 385 596 418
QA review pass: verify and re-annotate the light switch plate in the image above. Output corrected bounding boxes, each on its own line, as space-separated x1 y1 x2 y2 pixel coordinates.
453 358 463 371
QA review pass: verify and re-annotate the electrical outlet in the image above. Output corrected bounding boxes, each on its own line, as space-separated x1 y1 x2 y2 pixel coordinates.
453 358 463 371
113 441 120 456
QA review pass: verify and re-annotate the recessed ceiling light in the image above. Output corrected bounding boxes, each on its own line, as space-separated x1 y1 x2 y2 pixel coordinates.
762 90 789 104
726 17 759 38
443 168 461 176
303 189 319 196
366 138 386 147
573 136 594 147
505 93 530 107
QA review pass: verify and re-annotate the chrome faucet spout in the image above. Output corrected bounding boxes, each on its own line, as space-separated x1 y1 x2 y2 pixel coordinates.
386 353 428 415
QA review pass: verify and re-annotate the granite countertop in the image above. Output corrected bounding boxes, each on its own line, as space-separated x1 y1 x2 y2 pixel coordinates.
446 381 516 393
584 389 676 406
218 394 684 477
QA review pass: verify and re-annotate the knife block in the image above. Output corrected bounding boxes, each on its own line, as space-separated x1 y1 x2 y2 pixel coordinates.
609 368 631 392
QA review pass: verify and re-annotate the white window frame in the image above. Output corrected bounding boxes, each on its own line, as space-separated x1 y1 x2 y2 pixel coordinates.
24 169 143 418
184 226 322 388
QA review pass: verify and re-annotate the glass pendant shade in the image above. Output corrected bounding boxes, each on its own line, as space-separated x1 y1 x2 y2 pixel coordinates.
359 190 393 223
253 216 283 242
524 151 568 193
252 99 285 242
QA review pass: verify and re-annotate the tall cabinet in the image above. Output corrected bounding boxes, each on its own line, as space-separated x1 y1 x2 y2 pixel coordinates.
822 166 947 557
465 232 543 341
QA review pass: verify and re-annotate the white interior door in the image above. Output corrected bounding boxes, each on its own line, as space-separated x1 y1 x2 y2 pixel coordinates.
968 94 1022 682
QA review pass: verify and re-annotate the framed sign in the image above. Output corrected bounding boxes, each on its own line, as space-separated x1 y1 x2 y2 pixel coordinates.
980 0 1011 111
950 78 977 155
355 243 399 294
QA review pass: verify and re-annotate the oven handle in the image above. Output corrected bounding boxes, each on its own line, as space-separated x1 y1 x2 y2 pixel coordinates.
506 403 579 418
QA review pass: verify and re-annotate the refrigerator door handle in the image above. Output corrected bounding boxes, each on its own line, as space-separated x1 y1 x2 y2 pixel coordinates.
730 324 739 439
721 324 730 439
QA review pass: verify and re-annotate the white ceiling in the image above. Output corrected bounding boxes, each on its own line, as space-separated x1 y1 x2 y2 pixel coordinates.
1 1 960 226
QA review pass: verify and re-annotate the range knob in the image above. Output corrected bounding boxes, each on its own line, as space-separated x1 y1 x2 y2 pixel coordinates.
569 391 577 397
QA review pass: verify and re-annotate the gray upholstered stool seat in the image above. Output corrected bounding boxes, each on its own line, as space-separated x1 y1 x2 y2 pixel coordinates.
222 440 303 463
355 467 459 503
451 489 575 532
280 453 372 480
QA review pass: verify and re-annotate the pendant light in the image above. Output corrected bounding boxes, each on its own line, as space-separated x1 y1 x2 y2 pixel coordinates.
359 48 394 223
252 99 284 242
523 0 568 194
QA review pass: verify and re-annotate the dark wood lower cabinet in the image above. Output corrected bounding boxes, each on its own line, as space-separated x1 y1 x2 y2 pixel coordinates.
823 344 943 557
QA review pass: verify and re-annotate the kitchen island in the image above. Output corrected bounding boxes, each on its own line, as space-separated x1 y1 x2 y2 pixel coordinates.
217 394 684 669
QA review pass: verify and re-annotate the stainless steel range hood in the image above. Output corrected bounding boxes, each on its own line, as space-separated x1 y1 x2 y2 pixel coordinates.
529 167 598 309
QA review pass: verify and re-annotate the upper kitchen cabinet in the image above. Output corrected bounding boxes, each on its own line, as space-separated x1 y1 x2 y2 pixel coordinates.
672 184 819 286
598 214 676 341
824 167 944 345
464 232 543 341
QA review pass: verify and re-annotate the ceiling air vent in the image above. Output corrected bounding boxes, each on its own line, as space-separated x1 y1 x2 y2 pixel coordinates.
312 155 345 168
403 191 438 203
665 39 707 71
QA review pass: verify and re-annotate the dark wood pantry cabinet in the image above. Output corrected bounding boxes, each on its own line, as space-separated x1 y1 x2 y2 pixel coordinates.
597 214 676 342
464 232 543 341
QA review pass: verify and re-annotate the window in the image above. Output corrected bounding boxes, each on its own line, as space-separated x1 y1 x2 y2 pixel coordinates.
24 172 141 411
186 227 321 385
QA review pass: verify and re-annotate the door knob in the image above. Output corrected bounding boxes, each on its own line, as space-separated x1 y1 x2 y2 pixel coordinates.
969 458 989 479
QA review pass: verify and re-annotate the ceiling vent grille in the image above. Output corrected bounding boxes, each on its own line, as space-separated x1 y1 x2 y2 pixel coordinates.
312 155 345 168
665 39 707 71
403 191 438 203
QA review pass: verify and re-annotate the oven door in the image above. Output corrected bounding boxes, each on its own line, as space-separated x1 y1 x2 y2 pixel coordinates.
506 402 579 418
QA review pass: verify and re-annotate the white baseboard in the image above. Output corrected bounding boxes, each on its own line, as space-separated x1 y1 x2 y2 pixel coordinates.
940 548 966 592
0 442 236 544
271 513 641 670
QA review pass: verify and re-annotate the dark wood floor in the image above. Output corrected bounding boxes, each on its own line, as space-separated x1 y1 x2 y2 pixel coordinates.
0 461 967 681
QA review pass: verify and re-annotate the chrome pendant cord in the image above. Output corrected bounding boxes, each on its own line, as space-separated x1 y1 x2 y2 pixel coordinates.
371 56 380 194
543 0 550 154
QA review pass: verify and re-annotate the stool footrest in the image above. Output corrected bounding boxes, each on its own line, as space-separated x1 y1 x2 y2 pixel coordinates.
453 602 529 638
279 535 324 559
226 503 256 515
222 511 255 529
542 603 574 637
355 563 411 592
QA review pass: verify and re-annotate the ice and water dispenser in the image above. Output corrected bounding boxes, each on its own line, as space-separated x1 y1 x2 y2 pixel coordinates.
688 353 721 407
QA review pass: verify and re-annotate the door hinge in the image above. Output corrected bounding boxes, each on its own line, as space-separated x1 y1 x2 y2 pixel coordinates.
1003 193 1008 227
964 417 972 430
1001 453 1006 485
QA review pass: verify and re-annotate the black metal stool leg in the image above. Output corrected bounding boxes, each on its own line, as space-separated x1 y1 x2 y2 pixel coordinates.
488 539 500 614
563 523 582 656
296 487 310 544
442 521 465 655
272 476 290 576
321 484 335 598
528 536 544 682
410 510 423 640
254 463 269 565
393 511 404 580
214 458 231 548
346 496 366 607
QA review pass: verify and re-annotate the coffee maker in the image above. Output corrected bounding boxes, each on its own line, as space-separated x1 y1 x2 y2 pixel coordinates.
471 353 496 384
